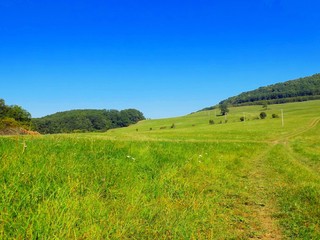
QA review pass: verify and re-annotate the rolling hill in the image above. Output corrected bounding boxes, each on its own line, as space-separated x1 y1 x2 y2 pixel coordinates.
201 73 320 111
2 100 319 238
31 108 145 134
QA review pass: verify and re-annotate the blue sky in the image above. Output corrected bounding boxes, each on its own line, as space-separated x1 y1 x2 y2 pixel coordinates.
1 0 319 119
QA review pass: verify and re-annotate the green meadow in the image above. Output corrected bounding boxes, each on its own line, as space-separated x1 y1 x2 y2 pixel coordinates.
1 100 320 239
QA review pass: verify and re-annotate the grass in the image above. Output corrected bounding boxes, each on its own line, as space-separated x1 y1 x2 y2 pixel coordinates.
0 100 320 239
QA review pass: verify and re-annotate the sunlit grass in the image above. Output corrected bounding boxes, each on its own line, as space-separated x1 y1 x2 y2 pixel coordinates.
1 100 320 238
100 100 320 142
0 137 266 238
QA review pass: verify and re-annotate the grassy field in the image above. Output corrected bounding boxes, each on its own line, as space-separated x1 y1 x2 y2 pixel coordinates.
1 100 320 239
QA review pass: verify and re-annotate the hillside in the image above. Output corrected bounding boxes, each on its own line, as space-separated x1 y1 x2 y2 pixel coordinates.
202 73 320 111
101 100 320 142
2 100 319 238
0 98 33 135
31 108 145 134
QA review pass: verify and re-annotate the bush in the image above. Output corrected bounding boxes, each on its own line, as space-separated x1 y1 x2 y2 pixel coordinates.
240 117 245 122
260 112 267 119
171 123 175 129
0 117 19 129
209 120 215 125
272 113 279 118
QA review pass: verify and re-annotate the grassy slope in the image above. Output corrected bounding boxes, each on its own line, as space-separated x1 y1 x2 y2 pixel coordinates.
101 100 319 142
0 100 319 239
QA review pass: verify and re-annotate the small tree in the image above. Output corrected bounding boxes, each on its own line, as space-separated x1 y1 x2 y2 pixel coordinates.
262 101 268 110
0 99 8 118
260 112 267 119
219 102 229 116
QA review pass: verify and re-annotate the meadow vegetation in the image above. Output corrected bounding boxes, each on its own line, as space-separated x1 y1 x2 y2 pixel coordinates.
1 100 320 239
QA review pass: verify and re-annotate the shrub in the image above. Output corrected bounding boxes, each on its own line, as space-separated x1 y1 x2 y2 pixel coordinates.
0 117 19 129
260 112 267 119
171 123 175 129
240 117 245 122
272 113 279 118
209 120 215 125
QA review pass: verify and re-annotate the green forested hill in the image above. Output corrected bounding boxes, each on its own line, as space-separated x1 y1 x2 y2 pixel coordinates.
203 73 320 110
31 108 145 134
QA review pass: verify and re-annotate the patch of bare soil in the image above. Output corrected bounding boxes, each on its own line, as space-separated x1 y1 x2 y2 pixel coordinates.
0 127 40 136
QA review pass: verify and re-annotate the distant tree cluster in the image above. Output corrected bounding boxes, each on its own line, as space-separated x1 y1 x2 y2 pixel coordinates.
31 109 145 134
219 73 320 106
0 98 31 129
219 102 229 115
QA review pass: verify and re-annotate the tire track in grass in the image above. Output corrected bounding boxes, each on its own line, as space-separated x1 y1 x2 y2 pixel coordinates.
264 144 320 238
246 117 320 239
277 117 320 143
277 116 320 177
246 145 283 239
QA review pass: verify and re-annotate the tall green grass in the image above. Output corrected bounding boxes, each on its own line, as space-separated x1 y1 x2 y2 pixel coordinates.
0 136 268 238
1 100 320 238
262 120 320 239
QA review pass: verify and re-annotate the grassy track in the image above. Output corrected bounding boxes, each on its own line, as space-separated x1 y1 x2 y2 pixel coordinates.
0 101 319 239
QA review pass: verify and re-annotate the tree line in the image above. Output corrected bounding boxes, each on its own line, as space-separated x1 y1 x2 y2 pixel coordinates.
199 73 320 112
0 99 31 129
31 108 145 134
220 73 320 106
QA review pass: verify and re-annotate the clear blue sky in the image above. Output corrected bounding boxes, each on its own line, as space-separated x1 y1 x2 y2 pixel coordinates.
1 0 319 119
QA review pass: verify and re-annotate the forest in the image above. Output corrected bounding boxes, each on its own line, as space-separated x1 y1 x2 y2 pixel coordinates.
1 98 145 134
2 73 320 134
220 73 320 106
31 108 145 134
